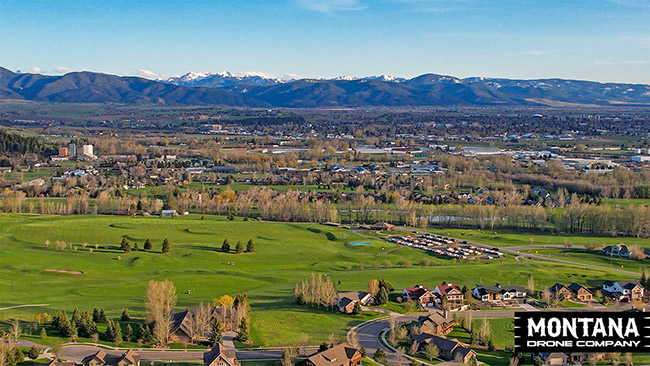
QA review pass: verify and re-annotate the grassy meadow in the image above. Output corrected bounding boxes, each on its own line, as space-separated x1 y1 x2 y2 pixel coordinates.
0 214 641 347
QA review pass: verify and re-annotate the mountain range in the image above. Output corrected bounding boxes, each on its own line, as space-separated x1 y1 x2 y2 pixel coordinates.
2 66 649 108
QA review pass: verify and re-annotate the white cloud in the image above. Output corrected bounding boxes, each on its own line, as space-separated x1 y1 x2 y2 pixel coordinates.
595 60 650 65
55 66 73 73
29 66 41 73
135 69 159 79
294 0 365 12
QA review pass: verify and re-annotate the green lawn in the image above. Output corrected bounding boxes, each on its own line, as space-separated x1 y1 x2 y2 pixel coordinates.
0 214 639 347
425 228 650 248
533 248 650 273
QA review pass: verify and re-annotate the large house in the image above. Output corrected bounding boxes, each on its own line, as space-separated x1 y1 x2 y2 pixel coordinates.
203 344 240 366
411 334 476 364
402 285 437 307
603 280 644 301
300 343 362 366
81 350 140 366
472 284 527 303
171 306 237 343
432 283 464 303
406 311 455 336
602 243 630 258
549 283 572 300
534 352 604 366
567 283 593 301
337 291 374 313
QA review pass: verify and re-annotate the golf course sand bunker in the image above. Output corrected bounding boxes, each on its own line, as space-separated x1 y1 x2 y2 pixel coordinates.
45 269 83 275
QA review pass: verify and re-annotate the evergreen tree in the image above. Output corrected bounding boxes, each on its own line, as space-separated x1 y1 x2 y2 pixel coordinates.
379 279 394 292
162 238 170 254
352 301 362 315
92 308 100 323
28 345 39 359
105 320 116 342
221 239 230 252
71 308 81 327
98 309 107 323
133 242 139 251
124 324 133 342
113 322 122 344
141 324 153 343
120 237 131 253
235 241 243 254
121 308 130 321
144 238 152 251
236 318 249 342
208 318 223 346
246 239 254 253
468 355 477 366
40 327 46 340
376 286 389 305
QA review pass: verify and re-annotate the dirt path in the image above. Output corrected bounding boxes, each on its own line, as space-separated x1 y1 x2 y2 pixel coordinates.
0 304 50 311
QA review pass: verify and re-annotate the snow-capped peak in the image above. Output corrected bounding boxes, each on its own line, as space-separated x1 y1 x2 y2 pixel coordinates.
367 74 401 82
333 75 356 81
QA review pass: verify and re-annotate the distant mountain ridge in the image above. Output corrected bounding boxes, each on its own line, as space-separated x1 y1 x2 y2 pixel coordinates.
2 66 649 107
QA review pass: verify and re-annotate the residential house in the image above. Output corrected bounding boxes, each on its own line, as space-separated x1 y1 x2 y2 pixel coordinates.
406 310 454 336
47 362 78 366
411 334 476 364
370 222 395 231
534 352 604 366
171 306 237 343
549 283 572 300
602 244 630 258
402 285 437 307
433 283 464 303
567 283 593 301
300 343 362 366
603 280 644 301
336 291 374 314
203 344 240 366
81 350 140 366
472 284 527 303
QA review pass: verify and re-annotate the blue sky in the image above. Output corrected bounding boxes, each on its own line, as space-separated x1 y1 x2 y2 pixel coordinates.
1 0 649 83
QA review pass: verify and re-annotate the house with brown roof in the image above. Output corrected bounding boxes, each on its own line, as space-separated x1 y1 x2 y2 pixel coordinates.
402 285 437 307
203 344 240 366
567 283 593 301
433 283 464 303
81 350 140 366
300 343 362 366
171 306 236 343
406 310 455 336
549 283 572 300
336 291 374 313
370 222 395 231
411 334 476 364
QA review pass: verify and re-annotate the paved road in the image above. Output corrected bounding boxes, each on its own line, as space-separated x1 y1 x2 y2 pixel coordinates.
356 314 420 366
396 227 642 276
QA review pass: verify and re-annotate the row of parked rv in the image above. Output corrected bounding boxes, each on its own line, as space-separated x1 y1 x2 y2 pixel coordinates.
389 234 504 260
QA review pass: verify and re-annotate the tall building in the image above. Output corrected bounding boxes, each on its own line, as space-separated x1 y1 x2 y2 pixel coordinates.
81 144 94 156
68 143 77 156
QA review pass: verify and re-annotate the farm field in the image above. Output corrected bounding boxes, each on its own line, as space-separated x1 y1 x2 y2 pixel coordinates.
424 227 650 249
0 214 640 347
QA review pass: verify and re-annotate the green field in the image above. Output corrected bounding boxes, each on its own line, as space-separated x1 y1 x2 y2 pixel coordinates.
0 214 640 347
533 248 650 273
425 227 650 248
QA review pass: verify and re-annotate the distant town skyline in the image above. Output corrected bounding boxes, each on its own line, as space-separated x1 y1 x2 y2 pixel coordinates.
1 0 649 84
